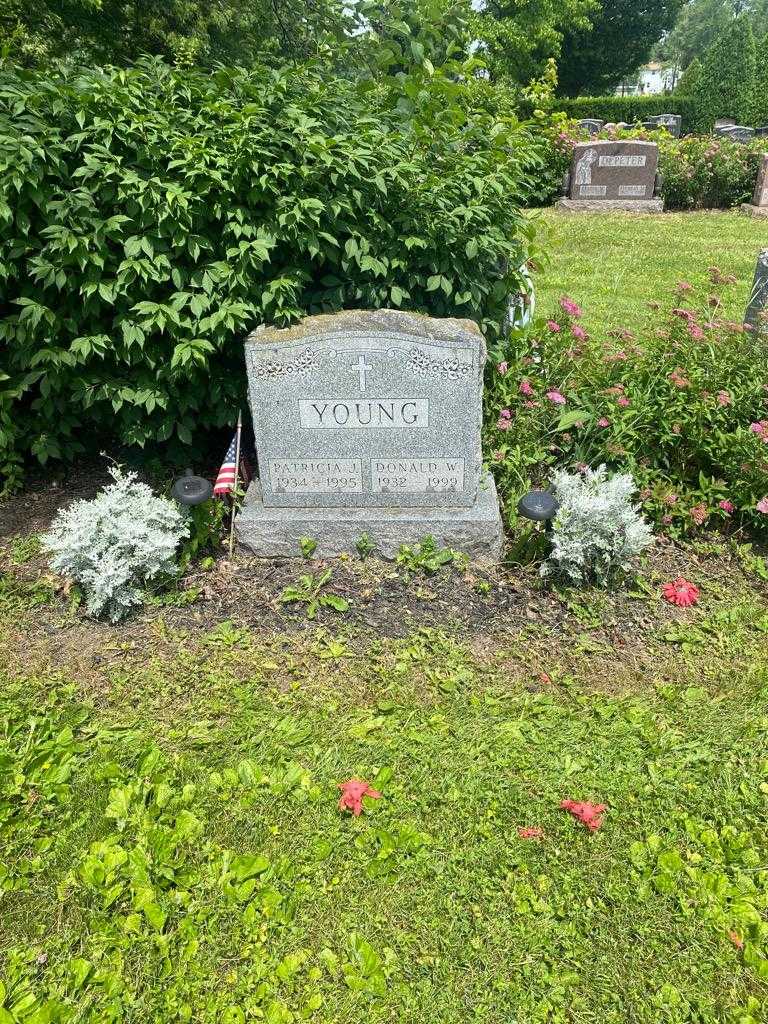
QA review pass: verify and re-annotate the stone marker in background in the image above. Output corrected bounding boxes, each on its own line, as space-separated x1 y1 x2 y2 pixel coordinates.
577 118 603 135
235 310 504 559
647 113 682 137
741 154 768 218
557 140 663 212
715 125 755 143
756 126 768 137
745 250 768 333
714 118 736 128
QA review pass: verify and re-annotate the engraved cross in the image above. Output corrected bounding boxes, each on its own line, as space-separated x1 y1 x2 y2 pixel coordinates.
352 354 373 392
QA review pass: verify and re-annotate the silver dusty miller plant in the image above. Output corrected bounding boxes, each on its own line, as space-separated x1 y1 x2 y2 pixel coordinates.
42 467 188 622
542 465 653 587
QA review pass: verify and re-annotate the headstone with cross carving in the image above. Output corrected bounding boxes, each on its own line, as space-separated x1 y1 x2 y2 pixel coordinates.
235 309 503 559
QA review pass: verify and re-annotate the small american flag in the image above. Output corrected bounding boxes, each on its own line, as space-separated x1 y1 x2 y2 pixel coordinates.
214 434 241 497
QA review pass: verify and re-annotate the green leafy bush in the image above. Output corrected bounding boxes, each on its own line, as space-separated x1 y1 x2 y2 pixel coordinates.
486 278 768 538
0 57 533 490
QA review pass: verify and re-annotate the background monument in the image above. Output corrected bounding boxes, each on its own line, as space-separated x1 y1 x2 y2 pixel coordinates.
558 140 663 212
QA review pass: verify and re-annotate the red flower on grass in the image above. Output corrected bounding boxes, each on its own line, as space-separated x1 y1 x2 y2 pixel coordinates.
338 779 381 817
728 931 744 950
662 578 700 607
518 826 544 840
560 800 606 832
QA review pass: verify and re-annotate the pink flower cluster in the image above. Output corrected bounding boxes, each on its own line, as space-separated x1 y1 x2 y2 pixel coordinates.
750 421 768 443
669 368 690 389
690 503 708 526
546 390 566 405
559 296 583 319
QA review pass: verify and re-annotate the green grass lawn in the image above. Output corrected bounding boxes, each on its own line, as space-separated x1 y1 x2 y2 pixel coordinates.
532 210 767 336
3 539 768 1024
3 208 768 1024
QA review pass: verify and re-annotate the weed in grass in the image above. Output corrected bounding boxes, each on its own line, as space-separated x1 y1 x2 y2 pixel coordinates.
280 570 349 620
8 534 41 565
396 536 463 579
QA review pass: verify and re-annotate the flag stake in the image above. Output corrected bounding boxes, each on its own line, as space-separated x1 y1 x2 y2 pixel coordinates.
228 410 243 560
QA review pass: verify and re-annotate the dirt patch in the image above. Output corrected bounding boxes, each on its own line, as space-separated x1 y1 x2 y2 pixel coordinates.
2 467 767 696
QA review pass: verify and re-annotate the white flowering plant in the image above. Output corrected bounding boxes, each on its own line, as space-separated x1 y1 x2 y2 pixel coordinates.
542 465 654 587
42 467 188 622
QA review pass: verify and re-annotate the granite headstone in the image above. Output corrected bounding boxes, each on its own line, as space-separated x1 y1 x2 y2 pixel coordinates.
648 113 682 137
756 126 768 137
557 140 663 212
715 125 755 143
745 250 768 333
741 154 768 218
577 119 603 135
235 310 504 559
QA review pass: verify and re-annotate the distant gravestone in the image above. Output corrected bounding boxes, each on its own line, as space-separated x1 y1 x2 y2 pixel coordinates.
714 118 736 128
741 154 768 218
235 310 504 559
577 118 603 135
715 125 755 143
755 126 768 137
745 250 768 333
557 140 663 212
648 113 682 137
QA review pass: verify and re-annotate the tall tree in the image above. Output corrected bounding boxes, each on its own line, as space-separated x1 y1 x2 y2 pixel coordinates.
657 0 733 69
692 14 756 125
470 0 596 84
656 0 768 70
0 0 354 67
556 0 685 96
750 31 768 124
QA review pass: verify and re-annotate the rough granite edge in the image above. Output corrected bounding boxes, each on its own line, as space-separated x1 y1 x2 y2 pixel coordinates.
556 198 664 213
741 203 768 218
245 309 485 351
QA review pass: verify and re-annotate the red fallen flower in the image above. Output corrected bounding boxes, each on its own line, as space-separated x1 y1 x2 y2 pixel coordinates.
728 931 744 950
662 578 700 607
518 826 544 840
560 799 607 832
338 778 381 817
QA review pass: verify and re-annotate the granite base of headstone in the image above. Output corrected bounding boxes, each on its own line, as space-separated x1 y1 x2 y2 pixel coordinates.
745 250 768 333
741 154 768 218
235 310 505 561
556 140 663 212
756 126 768 138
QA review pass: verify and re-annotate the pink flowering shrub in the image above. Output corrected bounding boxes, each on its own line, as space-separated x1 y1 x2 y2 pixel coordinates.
659 136 764 210
485 276 768 537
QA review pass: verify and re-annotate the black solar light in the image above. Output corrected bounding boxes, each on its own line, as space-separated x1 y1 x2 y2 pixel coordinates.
517 490 559 525
172 468 213 507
